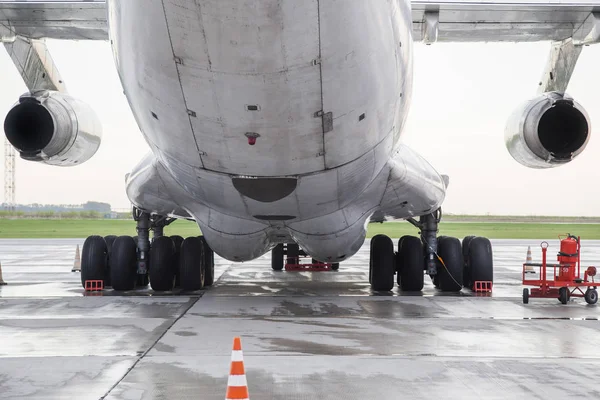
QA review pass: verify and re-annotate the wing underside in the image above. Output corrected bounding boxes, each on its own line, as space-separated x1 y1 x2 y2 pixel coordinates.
1 1 600 43
0 0 108 41
413 1 600 44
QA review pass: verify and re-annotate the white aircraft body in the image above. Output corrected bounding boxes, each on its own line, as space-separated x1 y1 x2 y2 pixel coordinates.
0 0 596 292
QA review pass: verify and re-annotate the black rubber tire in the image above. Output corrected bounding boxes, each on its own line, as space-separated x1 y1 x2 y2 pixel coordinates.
559 287 570 305
464 237 494 290
104 235 117 287
110 236 138 291
523 288 530 304
136 274 149 288
331 263 340 271
81 236 107 288
397 235 412 272
272 244 284 271
287 243 300 265
171 235 184 248
171 235 184 287
369 240 374 284
397 236 424 291
200 236 215 286
462 236 476 263
585 289 598 305
437 236 464 292
149 236 176 292
179 237 205 291
370 235 395 291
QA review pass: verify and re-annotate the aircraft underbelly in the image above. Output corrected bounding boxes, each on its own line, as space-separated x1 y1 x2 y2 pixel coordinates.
111 0 409 177
165 0 326 176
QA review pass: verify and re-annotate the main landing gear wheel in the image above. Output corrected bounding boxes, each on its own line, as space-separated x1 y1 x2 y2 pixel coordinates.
397 235 424 291
110 236 138 291
370 235 395 292
179 237 205 291
585 289 598 305
149 236 176 291
81 236 107 288
436 236 463 292
200 236 215 286
331 263 340 271
171 235 184 287
272 244 284 271
463 237 494 290
104 235 117 287
559 287 570 305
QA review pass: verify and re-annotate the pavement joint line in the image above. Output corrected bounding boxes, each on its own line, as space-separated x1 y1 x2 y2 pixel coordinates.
99 295 200 399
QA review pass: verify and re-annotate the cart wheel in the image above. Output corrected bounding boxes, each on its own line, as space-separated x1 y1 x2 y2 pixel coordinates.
559 287 570 305
523 288 529 304
584 289 598 305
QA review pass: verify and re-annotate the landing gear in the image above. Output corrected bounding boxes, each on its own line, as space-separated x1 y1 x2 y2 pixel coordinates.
81 206 215 293
436 237 463 292
81 236 107 287
405 209 464 293
368 208 493 293
171 235 184 287
110 236 137 291
370 235 395 291
104 235 117 287
179 237 205 291
272 244 284 271
397 235 424 291
149 236 176 291
463 237 493 289
200 236 215 286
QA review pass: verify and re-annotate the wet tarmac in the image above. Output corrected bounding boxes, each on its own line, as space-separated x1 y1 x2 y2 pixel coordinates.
0 238 599 399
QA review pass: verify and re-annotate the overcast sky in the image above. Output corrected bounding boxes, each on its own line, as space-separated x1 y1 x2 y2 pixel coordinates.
0 39 599 216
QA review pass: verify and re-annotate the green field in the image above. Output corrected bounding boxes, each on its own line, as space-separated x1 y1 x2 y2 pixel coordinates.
0 219 598 239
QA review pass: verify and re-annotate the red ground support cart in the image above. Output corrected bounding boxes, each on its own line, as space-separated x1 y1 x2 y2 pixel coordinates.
522 235 598 305
284 244 339 272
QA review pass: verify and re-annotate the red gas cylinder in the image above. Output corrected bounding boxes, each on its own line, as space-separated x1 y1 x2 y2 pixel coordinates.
557 236 578 281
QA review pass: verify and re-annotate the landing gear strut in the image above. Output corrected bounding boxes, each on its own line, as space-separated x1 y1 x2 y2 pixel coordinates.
408 209 442 276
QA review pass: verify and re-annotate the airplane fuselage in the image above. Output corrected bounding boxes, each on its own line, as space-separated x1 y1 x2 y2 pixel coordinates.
109 0 446 262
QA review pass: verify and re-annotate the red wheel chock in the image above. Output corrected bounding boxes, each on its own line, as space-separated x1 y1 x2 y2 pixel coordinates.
473 281 493 293
84 280 104 292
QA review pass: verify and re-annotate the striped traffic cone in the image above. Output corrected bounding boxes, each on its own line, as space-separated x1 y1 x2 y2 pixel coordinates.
0 262 6 285
226 337 249 400
524 246 535 274
72 245 81 272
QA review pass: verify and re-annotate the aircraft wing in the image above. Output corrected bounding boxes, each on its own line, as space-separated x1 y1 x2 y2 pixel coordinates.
413 0 600 44
0 0 108 41
1 0 600 44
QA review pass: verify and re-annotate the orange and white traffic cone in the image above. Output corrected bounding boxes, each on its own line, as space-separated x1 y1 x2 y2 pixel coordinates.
226 337 249 400
524 246 535 274
72 245 81 272
0 262 6 285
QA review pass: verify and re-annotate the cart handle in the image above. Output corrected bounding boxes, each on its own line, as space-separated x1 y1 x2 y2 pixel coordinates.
540 241 549 249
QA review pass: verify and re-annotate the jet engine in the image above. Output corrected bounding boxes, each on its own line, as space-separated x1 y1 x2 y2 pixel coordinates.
4 90 102 166
505 92 590 169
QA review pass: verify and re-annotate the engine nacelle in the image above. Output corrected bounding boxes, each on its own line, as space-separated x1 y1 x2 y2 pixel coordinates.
4 91 102 166
505 92 590 169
